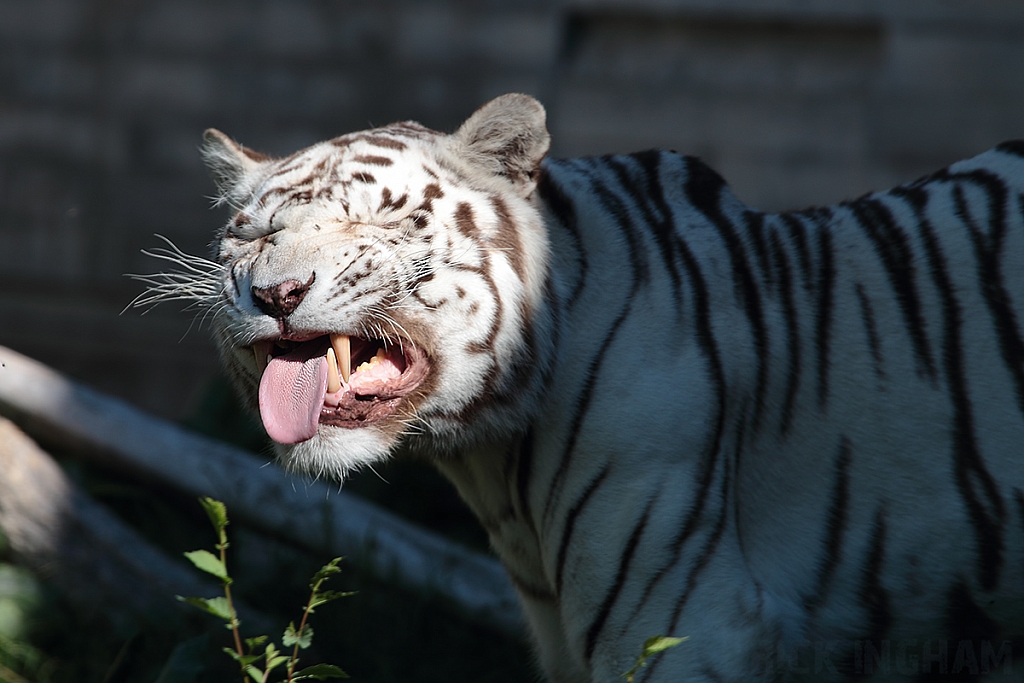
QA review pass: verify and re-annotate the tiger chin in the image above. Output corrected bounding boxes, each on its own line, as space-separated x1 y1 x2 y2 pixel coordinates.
187 93 1024 682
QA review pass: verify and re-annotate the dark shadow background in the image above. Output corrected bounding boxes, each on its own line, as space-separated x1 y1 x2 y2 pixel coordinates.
1 1 1023 681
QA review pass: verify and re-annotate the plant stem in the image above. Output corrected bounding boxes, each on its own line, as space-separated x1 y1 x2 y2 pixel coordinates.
286 578 321 682
219 536 248 683
225 582 245 658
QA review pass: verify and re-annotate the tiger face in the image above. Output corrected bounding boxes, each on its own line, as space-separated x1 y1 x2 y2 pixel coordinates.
204 95 552 477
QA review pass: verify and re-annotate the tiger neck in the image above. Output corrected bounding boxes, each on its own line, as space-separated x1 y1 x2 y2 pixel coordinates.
433 432 550 595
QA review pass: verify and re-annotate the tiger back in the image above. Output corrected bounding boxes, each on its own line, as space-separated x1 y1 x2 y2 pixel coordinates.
188 94 1024 682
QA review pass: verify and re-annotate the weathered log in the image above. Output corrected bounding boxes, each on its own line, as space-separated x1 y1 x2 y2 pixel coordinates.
0 345 523 636
0 416 232 630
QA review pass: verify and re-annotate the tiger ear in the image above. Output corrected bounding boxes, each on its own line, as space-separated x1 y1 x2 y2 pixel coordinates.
453 94 550 197
201 129 269 198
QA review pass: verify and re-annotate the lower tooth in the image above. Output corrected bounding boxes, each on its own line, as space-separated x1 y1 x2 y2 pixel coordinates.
326 347 342 393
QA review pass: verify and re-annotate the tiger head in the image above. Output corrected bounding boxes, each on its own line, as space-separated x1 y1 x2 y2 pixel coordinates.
200 94 552 478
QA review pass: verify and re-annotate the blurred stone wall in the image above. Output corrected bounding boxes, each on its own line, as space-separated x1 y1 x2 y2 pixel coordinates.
0 0 1022 421
558 0 1024 209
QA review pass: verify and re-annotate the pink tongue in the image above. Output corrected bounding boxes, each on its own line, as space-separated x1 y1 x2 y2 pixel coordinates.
258 350 328 444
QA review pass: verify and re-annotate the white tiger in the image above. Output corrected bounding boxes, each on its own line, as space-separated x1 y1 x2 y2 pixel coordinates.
176 94 1024 681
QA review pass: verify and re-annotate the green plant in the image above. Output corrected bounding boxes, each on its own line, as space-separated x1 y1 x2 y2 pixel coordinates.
179 498 351 682
622 635 687 683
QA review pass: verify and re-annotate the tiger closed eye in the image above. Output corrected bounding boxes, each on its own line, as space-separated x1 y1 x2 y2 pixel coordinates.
227 221 276 241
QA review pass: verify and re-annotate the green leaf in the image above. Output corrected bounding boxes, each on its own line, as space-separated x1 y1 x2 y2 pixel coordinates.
199 497 229 533
642 635 687 656
622 635 687 682
292 663 349 680
183 550 230 582
283 622 314 649
309 558 343 588
245 636 269 651
244 665 264 681
177 595 233 621
222 648 262 667
308 590 355 612
265 654 290 671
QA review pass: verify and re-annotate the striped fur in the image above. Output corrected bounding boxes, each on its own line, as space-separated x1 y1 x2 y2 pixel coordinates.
189 96 1024 681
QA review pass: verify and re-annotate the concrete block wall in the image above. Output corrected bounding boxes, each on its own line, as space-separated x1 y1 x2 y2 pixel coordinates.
556 0 1024 210
1 0 1022 419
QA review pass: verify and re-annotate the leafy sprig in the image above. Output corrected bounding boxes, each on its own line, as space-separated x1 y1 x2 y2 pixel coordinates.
178 497 351 682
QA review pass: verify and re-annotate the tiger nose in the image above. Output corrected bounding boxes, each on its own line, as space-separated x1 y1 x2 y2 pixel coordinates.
251 273 315 318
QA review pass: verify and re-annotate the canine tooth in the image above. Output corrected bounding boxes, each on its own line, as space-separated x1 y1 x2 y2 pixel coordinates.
326 347 342 393
331 334 351 383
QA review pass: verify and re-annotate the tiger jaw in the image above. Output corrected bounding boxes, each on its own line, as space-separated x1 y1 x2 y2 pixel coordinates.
249 332 430 444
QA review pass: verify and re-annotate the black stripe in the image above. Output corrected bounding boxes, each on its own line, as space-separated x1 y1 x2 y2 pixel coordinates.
848 197 937 379
780 212 815 291
584 492 659 661
672 459 731 616
537 166 588 307
804 438 852 613
933 581 999 683
535 273 562 393
995 140 1024 158
769 230 801 434
555 466 611 596
642 458 732 682
684 157 770 429
515 429 536 529
745 210 774 291
894 184 1006 591
950 171 1024 421
630 150 704 317
1015 488 1024 536
815 223 836 407
540 300 632 527
610 152 685 312
859 507 892 646
626 235 729 619
541 168 646 526
854 283 886 379
588 159 651 281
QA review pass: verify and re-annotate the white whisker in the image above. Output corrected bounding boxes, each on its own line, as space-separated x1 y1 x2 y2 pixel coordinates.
125 235 226 335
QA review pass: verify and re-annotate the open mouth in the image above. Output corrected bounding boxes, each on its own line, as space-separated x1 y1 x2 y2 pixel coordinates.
252 333 429 444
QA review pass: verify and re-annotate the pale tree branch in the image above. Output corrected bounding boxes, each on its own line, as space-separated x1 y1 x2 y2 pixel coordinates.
0 345 522 636
0 416 232 630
